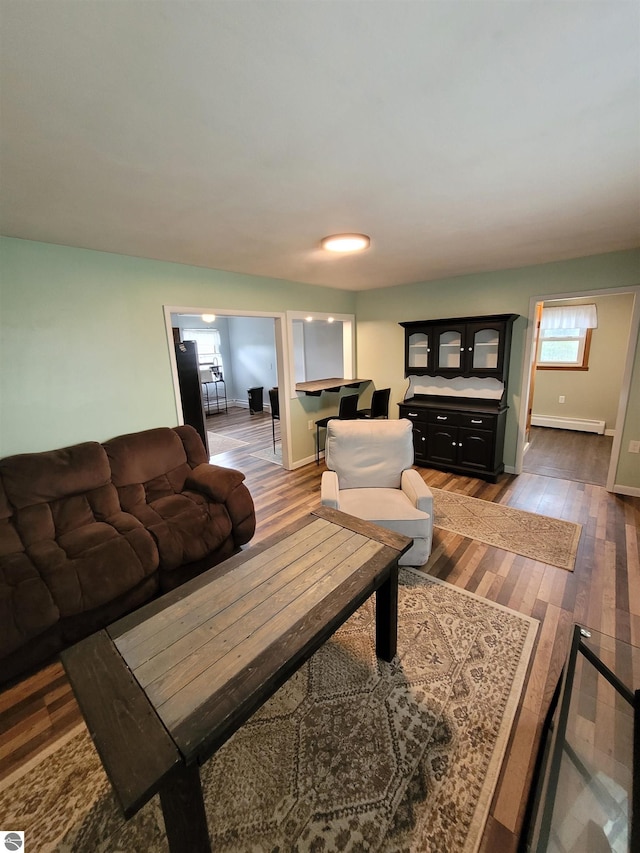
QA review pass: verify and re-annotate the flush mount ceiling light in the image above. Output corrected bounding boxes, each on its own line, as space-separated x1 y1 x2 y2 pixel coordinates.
321 233 370 253
201 314 216 322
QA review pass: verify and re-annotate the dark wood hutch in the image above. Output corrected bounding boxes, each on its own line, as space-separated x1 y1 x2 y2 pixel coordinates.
398 313 518 482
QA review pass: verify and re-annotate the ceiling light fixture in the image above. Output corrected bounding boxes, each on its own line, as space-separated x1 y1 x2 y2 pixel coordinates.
321 233 370 253
202 314 216 323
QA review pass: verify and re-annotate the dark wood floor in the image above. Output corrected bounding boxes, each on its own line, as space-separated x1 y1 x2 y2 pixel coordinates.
522 426 613 485
1 407 638 853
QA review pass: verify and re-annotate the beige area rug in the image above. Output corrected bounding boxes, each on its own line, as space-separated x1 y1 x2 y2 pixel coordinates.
431 488 582 572
0 572 538 853
207 431 248 457
251 446 283 465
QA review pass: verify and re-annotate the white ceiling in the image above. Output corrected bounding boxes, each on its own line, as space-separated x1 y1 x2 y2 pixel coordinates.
1 0 639 291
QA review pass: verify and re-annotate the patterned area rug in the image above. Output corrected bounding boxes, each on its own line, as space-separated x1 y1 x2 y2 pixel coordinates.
0 572 538 853
207 431 248 457
431 488 582 571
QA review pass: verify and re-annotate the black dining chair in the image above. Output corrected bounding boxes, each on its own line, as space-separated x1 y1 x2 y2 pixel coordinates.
268 387 280 451
315 393 359 465
357 387 391 420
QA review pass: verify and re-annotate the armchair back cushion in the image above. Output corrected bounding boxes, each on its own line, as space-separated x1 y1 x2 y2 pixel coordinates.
325 419 414 489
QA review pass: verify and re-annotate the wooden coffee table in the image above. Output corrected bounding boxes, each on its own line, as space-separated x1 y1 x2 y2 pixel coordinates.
61 507 411 853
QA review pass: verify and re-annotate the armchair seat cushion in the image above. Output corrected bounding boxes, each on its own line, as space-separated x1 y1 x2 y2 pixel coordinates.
337 488 431 538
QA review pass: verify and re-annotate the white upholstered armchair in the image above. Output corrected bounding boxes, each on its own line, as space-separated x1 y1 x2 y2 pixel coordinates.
321 418 433 566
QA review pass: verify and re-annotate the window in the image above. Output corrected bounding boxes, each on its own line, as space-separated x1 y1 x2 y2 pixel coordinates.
536 304 596 371
183 328 223 375
537 327 592 370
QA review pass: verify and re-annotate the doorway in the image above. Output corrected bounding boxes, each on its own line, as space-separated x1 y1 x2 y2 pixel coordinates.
164 306 291 469
516 286 640 492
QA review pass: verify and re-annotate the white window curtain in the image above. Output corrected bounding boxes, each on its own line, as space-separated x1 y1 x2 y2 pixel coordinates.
540 304 597 331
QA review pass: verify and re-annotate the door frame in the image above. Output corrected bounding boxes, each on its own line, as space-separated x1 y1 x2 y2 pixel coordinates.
163 305 292 470
514 285 640 494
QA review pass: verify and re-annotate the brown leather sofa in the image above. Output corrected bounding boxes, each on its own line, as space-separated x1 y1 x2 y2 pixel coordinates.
0 425 255 685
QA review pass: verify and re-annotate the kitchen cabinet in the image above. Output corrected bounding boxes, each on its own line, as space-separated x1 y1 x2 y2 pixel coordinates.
401 314 517 379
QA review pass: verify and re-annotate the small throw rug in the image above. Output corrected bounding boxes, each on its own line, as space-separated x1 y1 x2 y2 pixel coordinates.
207 431 248 457
431 488 582 572
251 446 283 466
0 572 537 853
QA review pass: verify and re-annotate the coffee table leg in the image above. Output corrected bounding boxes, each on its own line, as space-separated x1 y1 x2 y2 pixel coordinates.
159 763 211 853
375 564 398 661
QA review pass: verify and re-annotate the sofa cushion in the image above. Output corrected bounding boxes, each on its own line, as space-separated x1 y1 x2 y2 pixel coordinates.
0 481 60 658
0 441 110 508
0 442 159 617
104 427 191 492
104 427 237 572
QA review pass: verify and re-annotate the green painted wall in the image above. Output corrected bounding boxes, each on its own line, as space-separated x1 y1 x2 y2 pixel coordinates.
1 237 638 487
0 238 355 459
355 250 640 489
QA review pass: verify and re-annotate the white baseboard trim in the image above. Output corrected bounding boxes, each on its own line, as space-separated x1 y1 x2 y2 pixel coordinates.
612 484 640 497
531 415 605 434
292 453 319 469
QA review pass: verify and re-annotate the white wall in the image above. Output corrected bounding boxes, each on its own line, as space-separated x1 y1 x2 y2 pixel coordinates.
227 317 278 407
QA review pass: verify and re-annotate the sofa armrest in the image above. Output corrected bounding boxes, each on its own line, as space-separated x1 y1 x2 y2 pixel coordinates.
173 424 208 466
401 470 433 515
185 463 246 503
320 471 340 510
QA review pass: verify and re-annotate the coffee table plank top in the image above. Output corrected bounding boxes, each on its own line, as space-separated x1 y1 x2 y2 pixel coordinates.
111 507 410 763
154 535 381 730
127 527 370 697
171 532 404 762
60 630 182 818
114 517 386 732
114 517 342 670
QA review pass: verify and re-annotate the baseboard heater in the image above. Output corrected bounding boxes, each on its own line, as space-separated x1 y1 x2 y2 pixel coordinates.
531 415 605 435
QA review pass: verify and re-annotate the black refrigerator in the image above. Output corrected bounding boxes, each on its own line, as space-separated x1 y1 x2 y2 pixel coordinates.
174 340 207 448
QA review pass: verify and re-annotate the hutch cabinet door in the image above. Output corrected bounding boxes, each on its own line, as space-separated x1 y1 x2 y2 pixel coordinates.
399 405 429 462
457 428 494 471
426 423 458 465
465 320 509 377
432 323 466 374
404 325 433 375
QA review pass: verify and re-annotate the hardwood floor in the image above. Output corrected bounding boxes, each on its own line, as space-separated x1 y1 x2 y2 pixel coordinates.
1 407 638 852
522 426 613 486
